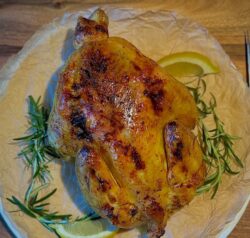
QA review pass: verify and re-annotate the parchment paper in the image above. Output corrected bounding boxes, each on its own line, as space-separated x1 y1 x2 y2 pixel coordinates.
0 5 250 238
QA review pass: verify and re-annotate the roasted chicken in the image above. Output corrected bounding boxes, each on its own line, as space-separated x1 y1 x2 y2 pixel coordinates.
48 9 206 238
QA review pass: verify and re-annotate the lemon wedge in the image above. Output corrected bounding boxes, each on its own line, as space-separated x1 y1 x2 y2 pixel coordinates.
157 51 219 77
51 219 118 238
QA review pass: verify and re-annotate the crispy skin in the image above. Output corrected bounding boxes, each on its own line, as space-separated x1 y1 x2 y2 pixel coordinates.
48 9 206 238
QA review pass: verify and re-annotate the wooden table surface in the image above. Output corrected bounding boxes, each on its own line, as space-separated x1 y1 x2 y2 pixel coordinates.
0 0 249 237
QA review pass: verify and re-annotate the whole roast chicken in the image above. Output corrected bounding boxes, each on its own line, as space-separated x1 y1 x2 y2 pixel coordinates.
48 9 206 238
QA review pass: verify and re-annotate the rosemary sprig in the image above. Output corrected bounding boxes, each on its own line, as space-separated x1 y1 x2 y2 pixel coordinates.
8 96 98 234
14 96 59 183
7 187 71 231
9 96 71 230
187 78 243 198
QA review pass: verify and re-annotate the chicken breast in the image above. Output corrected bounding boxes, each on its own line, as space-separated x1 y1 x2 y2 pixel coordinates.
47 9 206 238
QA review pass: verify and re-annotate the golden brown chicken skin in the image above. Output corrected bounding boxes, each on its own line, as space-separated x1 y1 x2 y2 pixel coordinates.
48 9 206 238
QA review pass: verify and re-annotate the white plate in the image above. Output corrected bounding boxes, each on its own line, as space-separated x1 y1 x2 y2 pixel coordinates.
0 6 250 238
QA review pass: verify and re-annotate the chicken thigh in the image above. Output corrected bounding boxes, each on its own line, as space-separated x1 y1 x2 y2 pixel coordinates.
48 9 206 238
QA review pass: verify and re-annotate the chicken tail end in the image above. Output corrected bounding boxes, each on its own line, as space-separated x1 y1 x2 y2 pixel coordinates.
74 9 109 49
89 8 109 27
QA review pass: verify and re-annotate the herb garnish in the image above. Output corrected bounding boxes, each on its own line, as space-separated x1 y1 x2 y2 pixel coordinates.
13 96 59 183
7 96 99 234
7 96 71 231
187 78 243 198
8 187 71 231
